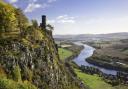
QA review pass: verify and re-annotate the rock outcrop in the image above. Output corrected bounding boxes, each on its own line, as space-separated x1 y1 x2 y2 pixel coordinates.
0 35 84 89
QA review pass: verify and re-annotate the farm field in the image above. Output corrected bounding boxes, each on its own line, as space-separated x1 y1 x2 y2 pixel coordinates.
58 48 73 60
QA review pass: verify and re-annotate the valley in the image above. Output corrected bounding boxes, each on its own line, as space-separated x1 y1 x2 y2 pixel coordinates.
1 0 128 89
57 39 128 89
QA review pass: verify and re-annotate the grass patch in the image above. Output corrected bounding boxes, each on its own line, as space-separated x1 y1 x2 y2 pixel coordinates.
74 68 128 89
75 68 112 89
58 48 73 60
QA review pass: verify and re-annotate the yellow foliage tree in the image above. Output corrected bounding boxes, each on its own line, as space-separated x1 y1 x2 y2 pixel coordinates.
0 1 18 32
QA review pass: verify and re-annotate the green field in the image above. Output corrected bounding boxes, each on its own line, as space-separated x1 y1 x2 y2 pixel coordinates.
75 68 128 89
75 68 112 89
58 48 73 60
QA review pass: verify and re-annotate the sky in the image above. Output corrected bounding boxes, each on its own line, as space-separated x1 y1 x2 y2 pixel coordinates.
5 0 128 35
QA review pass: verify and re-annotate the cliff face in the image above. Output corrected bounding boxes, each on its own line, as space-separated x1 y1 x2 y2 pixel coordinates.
0 33 84 89
0 1 86 89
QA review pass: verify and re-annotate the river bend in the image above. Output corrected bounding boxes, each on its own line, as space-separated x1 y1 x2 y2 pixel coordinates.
73 42 117 75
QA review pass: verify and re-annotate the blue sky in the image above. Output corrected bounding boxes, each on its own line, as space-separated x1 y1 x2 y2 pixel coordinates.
5 0 128 34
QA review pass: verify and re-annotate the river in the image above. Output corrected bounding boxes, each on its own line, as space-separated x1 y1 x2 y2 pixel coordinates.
73 42 118 75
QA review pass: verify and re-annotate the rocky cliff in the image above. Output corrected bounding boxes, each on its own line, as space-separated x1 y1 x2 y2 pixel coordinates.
0 33 86 89
0 1 86 89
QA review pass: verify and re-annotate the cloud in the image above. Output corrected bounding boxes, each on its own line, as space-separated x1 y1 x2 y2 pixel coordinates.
57 19 75 23
48 0 57 3
57 15 75 20
8 0 18 3
57 15 76 24
57 15 67 19
25 0 43 13
47 20 56 24
48 15 76 24
24 3 48 13
24 0 56 13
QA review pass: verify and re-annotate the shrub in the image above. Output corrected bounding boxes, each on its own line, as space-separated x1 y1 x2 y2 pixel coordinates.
0 78 17 89
13 65 21 82
0 78 38 89
0 1 18 32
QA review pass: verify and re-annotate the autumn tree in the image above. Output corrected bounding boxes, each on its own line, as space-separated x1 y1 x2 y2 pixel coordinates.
0 1 18 32
15 8 29 32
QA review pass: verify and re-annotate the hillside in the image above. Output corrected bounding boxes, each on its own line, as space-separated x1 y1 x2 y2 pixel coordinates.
0 1 85 89
54 32 128 41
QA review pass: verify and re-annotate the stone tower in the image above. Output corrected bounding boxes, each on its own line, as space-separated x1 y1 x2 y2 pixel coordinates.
41 15 46 30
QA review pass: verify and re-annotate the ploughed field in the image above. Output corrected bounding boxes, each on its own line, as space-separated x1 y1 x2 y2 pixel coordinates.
86 39 128 71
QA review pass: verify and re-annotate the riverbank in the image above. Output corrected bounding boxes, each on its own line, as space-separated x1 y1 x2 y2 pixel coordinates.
86 55 128 72
85 39 128 72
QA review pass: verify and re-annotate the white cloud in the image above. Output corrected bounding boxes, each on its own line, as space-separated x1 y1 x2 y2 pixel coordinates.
57 19 75 23
24 3 44 13
56 15 76 24
24 0 56 13
8 0 18 3
57 15 67 19
48 0 57 3
48 15 76 24
47 20 56 24
57 15 75 20
25 0 43 13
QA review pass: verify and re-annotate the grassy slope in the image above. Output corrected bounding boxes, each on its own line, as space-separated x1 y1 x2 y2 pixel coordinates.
75 68 128 89
58 48 73 60
75 69 113 89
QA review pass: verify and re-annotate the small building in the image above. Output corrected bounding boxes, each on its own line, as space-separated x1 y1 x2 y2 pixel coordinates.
40 15 46 30
40 15 54 36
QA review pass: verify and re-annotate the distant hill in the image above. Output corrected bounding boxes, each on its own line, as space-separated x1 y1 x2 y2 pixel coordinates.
54 32 128 41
